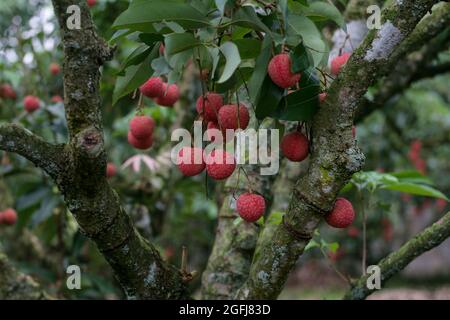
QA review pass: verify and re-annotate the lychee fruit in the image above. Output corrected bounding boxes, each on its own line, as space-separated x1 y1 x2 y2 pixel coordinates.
268 53 301 89
50 95 63 103
23 95 40 113
139 77 164 98
177 147 205 177
319 92 327 103
196 93 223 122
347 226 360 238
206 121 221 142
280 132 309 162
218 104 250 131
130 115 155 139
106 163 117 178
87 0 96 7
0 208 17 226
127 131 153 150
0 84 16 99
205 149 236 180
237 193 266 222
154 83 180 107
331 52 351 76
325 197 355 228
49 63 60 75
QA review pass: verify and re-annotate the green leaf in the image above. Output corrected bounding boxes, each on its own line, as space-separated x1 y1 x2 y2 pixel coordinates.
217 41 241 83
164 33 201 56
234 38 262 60
138 33 164 46
304 2 345 29
391 170 434 186
247 36 272 104
226 6 272 36
30 196 60 227
112 45 159 105
255 76 285 120
109 29 135 44
276 70 320 121
288 14 326 66
267 211 284 225
290 42 314 73
381 183 449 200
327 242 340 253
112 1 210 32
119 45 153 73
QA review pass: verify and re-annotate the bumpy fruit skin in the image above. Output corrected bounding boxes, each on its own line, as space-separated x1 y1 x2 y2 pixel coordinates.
325 197 355 228
281 132 309 162
205 149 236 180
23 95 40 113
196 93 223 122
106 163 117 178
155 83 180 107
49 63 60 75
50 95 63 103
139 77 164 98
177 147 205 177
0 84 16 99
0 208 17 226
237 193 266 222
130 115 155 139
218 104 250 132
330 52 351 75
127 131 153 150
87 0 96 7
268 53 301 89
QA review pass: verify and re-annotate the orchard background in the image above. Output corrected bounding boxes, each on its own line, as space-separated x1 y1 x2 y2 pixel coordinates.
1 0 450 300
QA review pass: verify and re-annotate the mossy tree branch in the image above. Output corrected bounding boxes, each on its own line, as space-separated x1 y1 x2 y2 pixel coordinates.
0 252 49 300
0 0 189 299
235 0 439 300
344 211 450 300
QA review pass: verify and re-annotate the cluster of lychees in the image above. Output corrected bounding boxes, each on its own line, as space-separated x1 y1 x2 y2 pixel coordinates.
0 208 17 226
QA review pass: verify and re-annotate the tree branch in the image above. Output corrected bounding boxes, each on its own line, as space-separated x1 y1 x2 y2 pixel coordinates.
0 251 49 300
344 211 450 300
47 0 188 299
236 0 439 300
0 123 65 179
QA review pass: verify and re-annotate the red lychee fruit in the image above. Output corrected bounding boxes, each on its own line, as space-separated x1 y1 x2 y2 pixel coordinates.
154 83 180 107
331 52 351 75
325 197 355 228
218 104 250 131
236 193 266 222
177 147 205 177
268 53 301 89
23 95 40 113
347 226 360 238
106 163 117 178
127 131 153 150
50 95 63 103
206 121 221 142
280 132 309 162
139 77 164 98
196 93 223 122
129 115 155 139
49 63 60 75
0 208 17 226
0 84 17 99
87 0 96 7
205 149 236 180
319 92 327 103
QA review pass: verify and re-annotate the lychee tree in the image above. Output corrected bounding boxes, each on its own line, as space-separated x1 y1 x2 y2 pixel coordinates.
1 0 450 300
